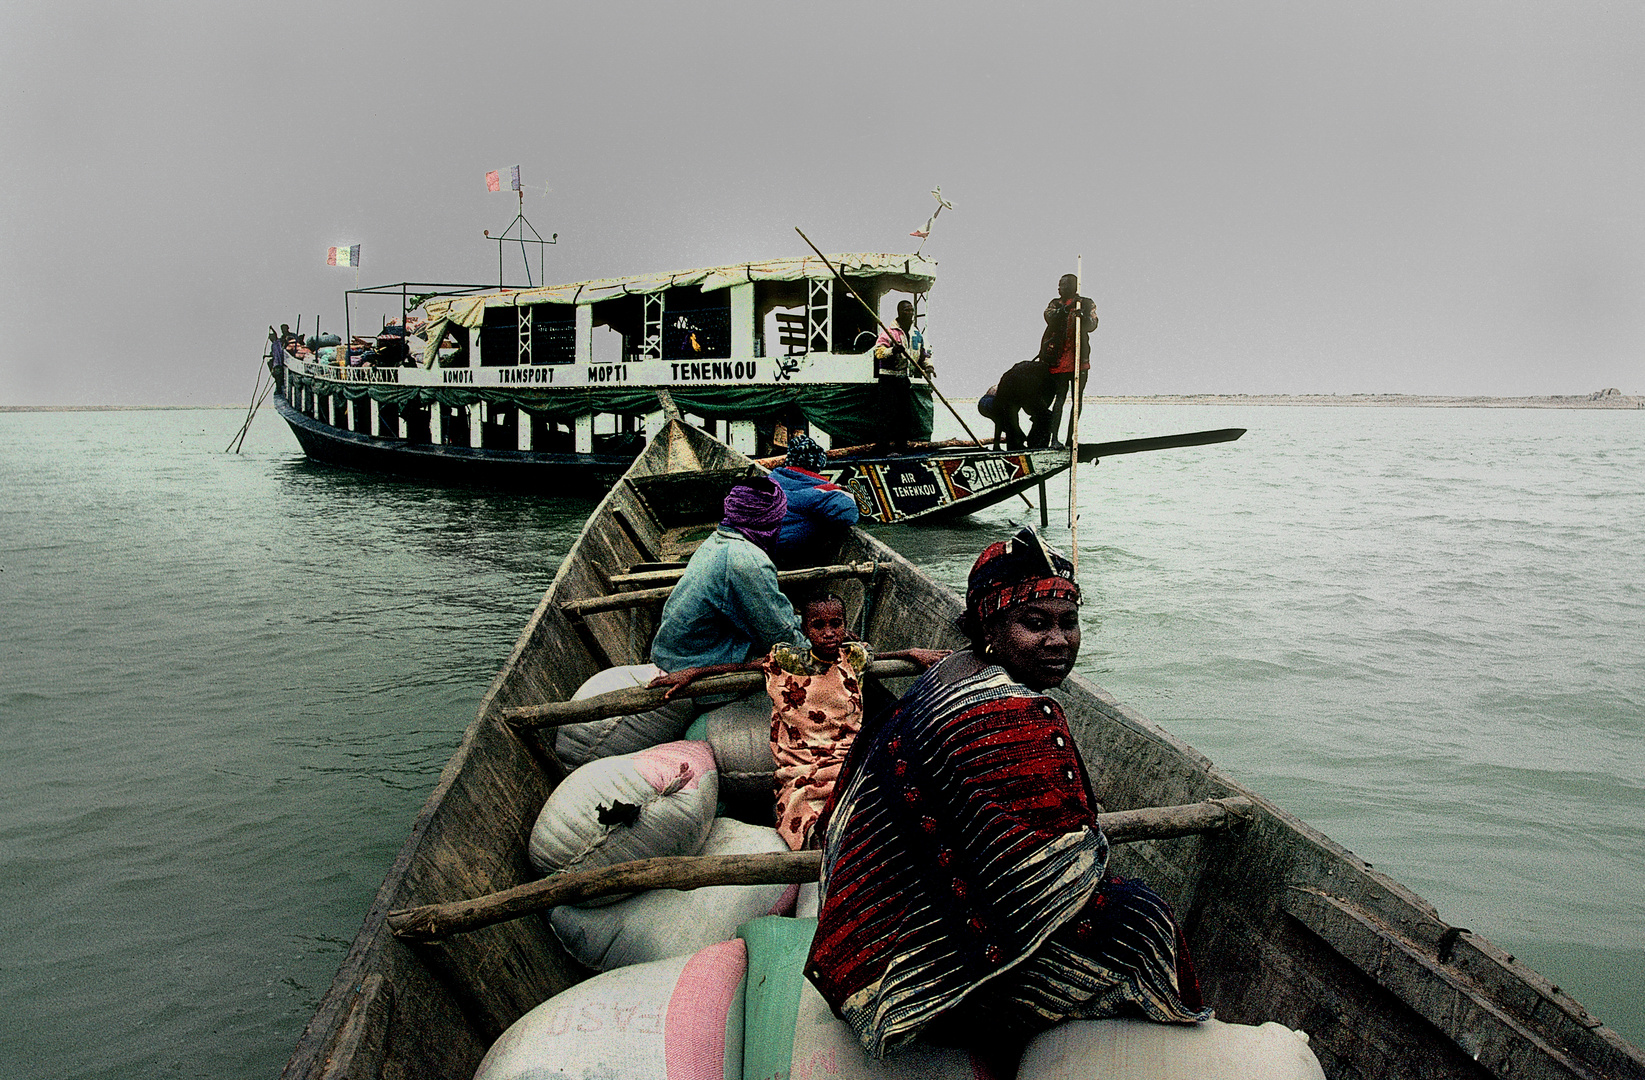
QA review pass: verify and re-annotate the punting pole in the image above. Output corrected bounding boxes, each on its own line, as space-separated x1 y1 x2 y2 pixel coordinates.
1068 255 1082 573
793 227 1034 510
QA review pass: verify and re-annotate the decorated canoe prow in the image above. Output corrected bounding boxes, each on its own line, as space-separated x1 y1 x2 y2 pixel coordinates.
753 428 1247 526
281 420 1644 1080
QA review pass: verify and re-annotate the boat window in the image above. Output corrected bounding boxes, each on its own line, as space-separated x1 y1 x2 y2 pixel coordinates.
478 303 575 366
661 286 730 360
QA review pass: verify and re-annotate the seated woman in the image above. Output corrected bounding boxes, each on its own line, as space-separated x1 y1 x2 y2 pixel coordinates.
649 592 946 850
805 527 1209 1059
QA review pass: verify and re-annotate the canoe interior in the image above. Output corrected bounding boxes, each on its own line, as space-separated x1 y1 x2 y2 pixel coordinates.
283 420 1644 1080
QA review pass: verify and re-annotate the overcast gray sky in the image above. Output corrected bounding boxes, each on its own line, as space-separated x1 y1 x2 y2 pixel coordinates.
3 0 1641 405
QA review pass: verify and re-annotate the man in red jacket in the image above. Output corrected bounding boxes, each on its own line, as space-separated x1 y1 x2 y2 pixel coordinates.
1036 275 1097 448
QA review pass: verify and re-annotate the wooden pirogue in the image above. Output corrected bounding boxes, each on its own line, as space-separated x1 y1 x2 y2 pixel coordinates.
282 419 1645 1080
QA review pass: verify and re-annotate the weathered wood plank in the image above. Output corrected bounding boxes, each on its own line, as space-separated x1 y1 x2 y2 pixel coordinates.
386 799 1254 944
501 659 923 728
560 561 880 616
1285 887 1602 1080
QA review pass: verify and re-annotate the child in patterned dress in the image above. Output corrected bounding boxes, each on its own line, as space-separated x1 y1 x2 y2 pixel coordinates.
649 593 947 849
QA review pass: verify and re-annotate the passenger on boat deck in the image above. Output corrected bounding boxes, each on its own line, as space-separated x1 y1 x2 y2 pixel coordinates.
807 526 1209 1060
769 434 859 569
873 300 932 455
1034 275 1097 448
649 591 948 850
555 478 808 767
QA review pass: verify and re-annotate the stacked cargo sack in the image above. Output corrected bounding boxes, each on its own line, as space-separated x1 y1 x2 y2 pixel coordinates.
552 816 796 970
474 938 748 1080
530 739 720 884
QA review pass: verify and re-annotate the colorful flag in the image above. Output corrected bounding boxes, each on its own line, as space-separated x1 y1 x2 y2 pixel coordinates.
510 165 522 192
326 244 361 267
486 170 501 192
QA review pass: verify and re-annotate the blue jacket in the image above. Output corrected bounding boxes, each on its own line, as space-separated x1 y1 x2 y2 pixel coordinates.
771 467 859 556
650 526 806 673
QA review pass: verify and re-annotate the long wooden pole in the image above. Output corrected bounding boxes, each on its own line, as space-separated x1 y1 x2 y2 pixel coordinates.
793 228 1033 510
1067 255 1083 574
503 657 924 728
562 560 879 617
386 797 1253 942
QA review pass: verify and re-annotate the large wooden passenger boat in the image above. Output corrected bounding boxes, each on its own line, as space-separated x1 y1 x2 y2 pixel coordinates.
282 421 1644 1080
270 254 944 492
266 253 1242 521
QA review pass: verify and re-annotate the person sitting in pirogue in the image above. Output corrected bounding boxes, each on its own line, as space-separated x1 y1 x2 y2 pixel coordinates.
556 477 808 767
650 592 948 850
805 527 1210 1059
769 434 860 570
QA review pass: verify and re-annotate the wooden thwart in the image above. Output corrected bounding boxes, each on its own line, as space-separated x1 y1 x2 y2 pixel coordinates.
386 797 1253 943
562 561 879 617
502 658 924 728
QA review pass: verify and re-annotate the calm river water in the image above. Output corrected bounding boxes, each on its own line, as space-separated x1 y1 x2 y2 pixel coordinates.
1 403 1640 1078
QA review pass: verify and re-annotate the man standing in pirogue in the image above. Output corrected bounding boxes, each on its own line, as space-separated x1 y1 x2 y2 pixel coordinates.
873 299 932 455
1034 274 1097 448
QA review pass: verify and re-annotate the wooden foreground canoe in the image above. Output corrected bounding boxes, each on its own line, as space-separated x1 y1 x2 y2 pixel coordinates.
282 420 1644 1080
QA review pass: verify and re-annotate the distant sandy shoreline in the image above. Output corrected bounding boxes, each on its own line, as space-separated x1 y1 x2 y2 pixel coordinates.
3 393 1641 412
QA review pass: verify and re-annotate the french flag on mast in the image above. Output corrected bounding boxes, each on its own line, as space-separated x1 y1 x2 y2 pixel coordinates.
486 165 522 192
326 244 361 267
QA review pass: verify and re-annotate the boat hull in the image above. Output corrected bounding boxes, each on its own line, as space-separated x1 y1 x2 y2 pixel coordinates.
273 389 1063 518
273 392 632 492
824 447 1069 525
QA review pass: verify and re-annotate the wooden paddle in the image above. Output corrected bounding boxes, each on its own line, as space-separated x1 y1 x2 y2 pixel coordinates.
1077 428 1246 463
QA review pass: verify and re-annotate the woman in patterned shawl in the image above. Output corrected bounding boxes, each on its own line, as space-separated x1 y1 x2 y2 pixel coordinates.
805 527 1209 1059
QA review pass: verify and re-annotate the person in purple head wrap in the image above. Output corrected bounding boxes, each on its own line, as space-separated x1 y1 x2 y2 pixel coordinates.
555 477 809 767
722 476 789 552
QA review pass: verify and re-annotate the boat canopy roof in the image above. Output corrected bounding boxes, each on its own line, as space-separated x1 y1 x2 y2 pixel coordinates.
421 252 935 329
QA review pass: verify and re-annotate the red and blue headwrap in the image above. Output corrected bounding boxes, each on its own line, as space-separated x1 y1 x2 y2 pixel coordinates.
963 527 1080 638
784 433 829 473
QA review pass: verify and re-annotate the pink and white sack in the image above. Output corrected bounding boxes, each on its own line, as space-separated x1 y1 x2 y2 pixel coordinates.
474 938 747 1080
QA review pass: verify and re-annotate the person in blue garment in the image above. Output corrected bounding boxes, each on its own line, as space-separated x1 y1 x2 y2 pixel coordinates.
770 433 860 568
555 477 808 766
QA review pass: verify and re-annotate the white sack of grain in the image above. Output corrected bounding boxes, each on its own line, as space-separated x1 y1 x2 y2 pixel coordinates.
1017 1017 1326 1080
529 740 718 901
552 817 796 970
556 663 700 766
474 937 747 1080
